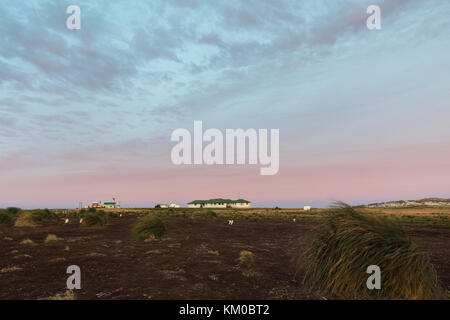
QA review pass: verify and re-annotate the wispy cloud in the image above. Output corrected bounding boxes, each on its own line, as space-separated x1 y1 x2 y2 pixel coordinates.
0 0 449 207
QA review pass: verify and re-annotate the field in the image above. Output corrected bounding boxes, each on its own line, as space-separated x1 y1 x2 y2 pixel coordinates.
0 207 449 299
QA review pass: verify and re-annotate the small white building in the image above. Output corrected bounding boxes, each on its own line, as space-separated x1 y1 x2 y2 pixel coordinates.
187 198 251 208
169 203 180 208
104 202 120 209
303 206 311 211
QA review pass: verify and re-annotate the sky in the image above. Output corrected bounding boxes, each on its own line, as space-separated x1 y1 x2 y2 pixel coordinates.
0 0 449 208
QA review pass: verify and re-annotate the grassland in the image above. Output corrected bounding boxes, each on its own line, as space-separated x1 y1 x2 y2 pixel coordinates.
0 206 449 299
41 205 450 227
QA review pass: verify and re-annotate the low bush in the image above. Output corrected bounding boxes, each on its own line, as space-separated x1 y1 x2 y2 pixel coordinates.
0 212 13 225
200 210 217 219
14 212 39 227
81 212 106 227
31 209 57 222
47 290 76 300
105 211 119 218
132 215 167 240
6 207 22 215
238 250 255 269
45 234 63 243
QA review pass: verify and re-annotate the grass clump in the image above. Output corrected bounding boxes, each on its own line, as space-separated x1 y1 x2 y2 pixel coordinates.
238 250 255 269
200 210 217 219
6 207 22 215
0 212 13 225
32 209 57 222
81 212 106 227
132 215 167 240
45 234 63 243
105 211 119 218
238 250 259 277
13 209 57 227
20 238 35 245
14 212 39 227
298 203 446 300
47 290 76 300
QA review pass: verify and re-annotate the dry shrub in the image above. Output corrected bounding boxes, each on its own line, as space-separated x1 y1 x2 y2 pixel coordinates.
81 212 106 227
0 212 13 225
132 215 167 240
45 234 63 243
47 290 76 300
20 238 35 245
14 213 38 227
238 250 255 269
298 203 446 300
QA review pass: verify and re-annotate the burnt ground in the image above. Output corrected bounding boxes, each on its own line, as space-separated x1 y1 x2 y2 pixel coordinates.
0 217 449 300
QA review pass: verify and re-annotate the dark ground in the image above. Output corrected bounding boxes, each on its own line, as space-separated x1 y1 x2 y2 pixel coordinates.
0 217 449 299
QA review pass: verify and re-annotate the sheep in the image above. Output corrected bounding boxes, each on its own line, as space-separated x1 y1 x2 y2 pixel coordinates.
64 218 69 224
119 213 122 218
293 218 296 222
228 219 234 225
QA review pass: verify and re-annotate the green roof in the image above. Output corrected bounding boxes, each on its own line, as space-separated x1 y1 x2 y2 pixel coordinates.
188 198 250 204
104 202 116 205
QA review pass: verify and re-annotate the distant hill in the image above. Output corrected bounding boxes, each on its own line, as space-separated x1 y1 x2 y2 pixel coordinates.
367 198 450 208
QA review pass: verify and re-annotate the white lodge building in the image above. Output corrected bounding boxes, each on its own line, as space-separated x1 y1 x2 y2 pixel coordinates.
187 198 251 208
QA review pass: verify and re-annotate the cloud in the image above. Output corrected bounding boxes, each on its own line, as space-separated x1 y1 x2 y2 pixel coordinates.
0 0 449 207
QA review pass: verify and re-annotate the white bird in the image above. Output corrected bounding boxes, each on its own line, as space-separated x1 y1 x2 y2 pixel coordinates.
228 219 234 225
79 218 83 224
293 218 296 222
65 218 69 224
119 214 122 218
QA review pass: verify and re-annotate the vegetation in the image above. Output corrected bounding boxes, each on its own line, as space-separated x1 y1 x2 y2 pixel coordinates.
6 207 22 215
81 212 106 227
47 290 76 300
0 212 14 225
14 212 39 227
238 250 255 269
33 209 57 221
298 203 447 299
105 211 119 218
132 215 167 240
20 238 35 245
201 210 217 218
45 234 63 243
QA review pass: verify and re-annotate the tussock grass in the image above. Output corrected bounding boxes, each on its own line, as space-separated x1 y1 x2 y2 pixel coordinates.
13 209 57 227
5 207 22 215
105 211 119 218
201 210 217 218
238 250 259 277
132 215 167 240
45 234 63 243
47 290 76 300
14 213 39 227
81 212 106 227
31 209 57 222
298 203 446 300
0 212 13 225
20 238 35 245
238 250 255 269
